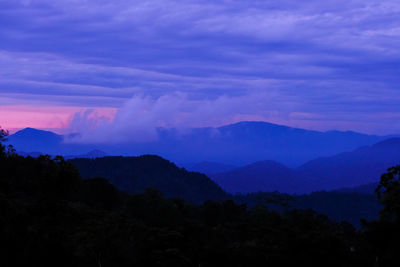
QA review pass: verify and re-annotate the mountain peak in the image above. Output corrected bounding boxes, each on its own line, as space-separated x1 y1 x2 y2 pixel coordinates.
13 127 61 138
8 128 63 154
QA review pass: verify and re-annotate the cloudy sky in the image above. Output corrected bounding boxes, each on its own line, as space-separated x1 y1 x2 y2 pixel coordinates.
1 0 400 135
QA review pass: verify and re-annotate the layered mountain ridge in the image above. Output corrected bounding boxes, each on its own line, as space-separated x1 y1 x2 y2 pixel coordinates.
212 138 400 193
7 121 391 167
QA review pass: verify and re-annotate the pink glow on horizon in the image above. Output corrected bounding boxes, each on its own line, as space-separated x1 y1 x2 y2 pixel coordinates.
0 103 389 136
0 105 117 134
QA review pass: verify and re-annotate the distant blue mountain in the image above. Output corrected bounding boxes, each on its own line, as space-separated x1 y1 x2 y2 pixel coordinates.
212 160 299 194
148 121 390 167
211 138 400 194
297 138 400 191
9 128 63 155
6 121 392 167
7 128 102 156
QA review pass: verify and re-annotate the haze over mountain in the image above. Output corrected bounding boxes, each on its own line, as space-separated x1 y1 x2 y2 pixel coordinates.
7 121 391 167
212 138 400 194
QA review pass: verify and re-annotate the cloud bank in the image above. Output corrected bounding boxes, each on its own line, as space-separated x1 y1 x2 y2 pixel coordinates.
67 92 400 144
66 93 282 143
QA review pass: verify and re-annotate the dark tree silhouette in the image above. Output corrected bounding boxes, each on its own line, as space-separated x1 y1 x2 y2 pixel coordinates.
376 165 400 221
0 127 8 154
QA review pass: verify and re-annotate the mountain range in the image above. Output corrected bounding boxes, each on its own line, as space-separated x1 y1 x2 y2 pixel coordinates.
6 121 392 167
66 154 382 227
211 138 400 193
3 126 389 225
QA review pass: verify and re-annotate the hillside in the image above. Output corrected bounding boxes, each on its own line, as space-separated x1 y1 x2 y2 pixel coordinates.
212 160 299 194
69 154 382 226
211 138 400 194
69 155 227 203
183 161 237 175
297 138 400 192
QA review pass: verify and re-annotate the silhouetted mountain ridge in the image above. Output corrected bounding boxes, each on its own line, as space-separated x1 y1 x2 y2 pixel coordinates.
69 155 227 203
7 121 391 167
67 154 382 226
297 137 400 191
212 138 400 194
9 128 63 155
213 160 299 193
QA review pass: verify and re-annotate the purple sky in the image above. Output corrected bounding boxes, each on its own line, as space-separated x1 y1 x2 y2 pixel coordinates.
1 0 400 136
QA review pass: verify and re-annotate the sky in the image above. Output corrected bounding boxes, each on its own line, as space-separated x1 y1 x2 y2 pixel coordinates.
1 0 400 137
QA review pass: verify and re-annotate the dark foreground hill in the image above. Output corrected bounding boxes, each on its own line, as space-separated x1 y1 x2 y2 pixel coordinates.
0 151 368 267
234 191 380 228
3 137 400 266
69 155 227 204
68 155 380 226
212 138 400 194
